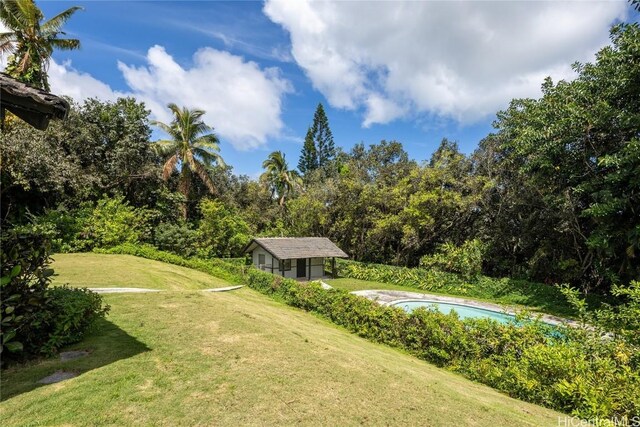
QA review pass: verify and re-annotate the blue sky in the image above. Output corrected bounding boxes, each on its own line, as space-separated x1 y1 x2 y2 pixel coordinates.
30 1 637 177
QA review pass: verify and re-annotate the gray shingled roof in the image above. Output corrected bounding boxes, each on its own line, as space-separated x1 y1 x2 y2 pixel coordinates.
245 237 348 260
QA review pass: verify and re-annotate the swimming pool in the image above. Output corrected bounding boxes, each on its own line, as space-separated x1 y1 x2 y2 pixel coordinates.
391 300 520 324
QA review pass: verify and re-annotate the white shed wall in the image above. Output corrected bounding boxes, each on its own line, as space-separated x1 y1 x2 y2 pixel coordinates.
250 248 329 279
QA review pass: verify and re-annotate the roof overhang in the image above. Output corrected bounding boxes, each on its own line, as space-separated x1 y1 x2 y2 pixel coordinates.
1 73 70 130
244 237 348 260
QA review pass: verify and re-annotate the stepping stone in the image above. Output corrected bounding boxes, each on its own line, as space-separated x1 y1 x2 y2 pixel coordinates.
202 285 244 292
319 281 333 290
88 287 161 294
38 370 77 384
60 350 89 361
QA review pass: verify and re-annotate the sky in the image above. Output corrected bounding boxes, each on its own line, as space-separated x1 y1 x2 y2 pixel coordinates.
11 1 639 177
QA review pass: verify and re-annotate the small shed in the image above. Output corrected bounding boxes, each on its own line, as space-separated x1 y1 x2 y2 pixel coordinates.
244 237 348 280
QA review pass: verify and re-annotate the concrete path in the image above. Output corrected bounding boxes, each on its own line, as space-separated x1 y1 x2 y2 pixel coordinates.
351 289 575 326
202 285 244 292
88 287 161 294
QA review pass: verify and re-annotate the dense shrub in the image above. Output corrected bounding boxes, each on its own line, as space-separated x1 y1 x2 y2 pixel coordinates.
1 229 52 359
38 287 110 355
22 196 151 252
420 239 485 280
1 230 109 365
153 222 199 257
195 199 251 258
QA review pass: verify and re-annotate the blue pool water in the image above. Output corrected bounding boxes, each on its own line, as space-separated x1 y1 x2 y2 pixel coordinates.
392 300 519 324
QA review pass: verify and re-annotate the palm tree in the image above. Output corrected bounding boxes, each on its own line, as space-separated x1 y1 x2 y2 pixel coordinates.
261 151 302 207
0 0 82 90
152 103 225 219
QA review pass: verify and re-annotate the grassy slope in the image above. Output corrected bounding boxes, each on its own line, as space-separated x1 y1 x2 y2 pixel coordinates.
1 255 567 426
51 253 230 290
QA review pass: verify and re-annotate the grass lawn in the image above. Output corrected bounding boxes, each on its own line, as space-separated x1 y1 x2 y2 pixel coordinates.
51 253 231 290
1 254 569 426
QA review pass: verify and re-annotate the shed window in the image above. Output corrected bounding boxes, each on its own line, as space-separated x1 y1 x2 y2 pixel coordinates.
279 259 291 271
258 254 265 266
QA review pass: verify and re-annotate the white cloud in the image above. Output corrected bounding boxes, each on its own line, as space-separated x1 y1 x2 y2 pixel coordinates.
118 46 292 150
264 0 628 126
49 60 126 101
45 46 291 151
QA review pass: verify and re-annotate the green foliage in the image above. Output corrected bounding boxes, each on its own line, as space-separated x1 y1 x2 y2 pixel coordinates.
79 195 151 250
298 103 335 176
0 229 108 364
1 229 52 360
154 222 199 257
39 286 110 355
298 126 318 176
420 239 485 280
1 0 82 90
152 103 224 219
261 151 302 207
196 199 251 258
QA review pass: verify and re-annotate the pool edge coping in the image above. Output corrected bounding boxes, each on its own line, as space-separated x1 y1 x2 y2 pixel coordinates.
351 289 578 327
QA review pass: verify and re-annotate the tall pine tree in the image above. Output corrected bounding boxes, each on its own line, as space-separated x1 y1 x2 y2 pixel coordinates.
298 127 318 175
298 103 335 176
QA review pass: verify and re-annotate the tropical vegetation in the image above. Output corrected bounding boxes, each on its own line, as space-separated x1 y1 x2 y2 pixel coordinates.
0 0 82 90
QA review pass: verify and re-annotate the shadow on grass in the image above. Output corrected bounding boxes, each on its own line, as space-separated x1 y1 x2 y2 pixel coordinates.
1 318 149 401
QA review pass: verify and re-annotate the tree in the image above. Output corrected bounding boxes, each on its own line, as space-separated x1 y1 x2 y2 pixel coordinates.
297 127 318 175
0 0 82 90
152 104 225 219
261 151 301 207
298 103 335 176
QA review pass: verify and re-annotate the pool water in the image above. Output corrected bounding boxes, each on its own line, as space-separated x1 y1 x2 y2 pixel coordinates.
392 300 519 324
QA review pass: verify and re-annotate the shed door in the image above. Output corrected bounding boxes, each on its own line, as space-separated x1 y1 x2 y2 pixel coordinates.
296 258 306 278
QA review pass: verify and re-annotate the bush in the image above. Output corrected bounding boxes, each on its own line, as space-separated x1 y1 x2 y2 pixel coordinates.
38 287 110 355
81 195 151 249
1 229 52 360
154 222 198 257
420 239 485 280
195 199 251 258
1 229 109 365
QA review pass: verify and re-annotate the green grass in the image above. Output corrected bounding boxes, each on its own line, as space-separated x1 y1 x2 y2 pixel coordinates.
1 254 570 426
51 253 230 290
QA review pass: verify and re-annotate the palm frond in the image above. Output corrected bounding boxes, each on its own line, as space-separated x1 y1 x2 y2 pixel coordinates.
193 134 220 150
186 152 216 194
48 38 80 51
0 31 16 54
152 139 179 157
162 154 179 181
41 6 83 34
192 147 224 168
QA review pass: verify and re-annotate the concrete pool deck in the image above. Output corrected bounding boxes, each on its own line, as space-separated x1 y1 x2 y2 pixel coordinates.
351 289 577 327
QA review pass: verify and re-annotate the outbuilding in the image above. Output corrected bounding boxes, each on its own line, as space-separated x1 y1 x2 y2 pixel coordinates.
244 237 348 280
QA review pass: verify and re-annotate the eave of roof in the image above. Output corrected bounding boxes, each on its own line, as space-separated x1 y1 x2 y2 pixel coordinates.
1 73 70 130
244 237 348 260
